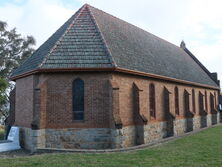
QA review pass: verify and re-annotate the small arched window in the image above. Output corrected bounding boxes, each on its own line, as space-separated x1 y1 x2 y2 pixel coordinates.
192 89 196 113
72 78 84 120
149 83 156 119
174 87 179 115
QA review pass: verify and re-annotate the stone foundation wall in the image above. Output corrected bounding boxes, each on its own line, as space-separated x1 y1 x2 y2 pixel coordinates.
173 116 203 136
19 127 45 151
110 126 136 148
144 122 165 143
44 128 111 149
20 114 221 151
111 114 220 149
218 112 221 123
110 122 165 149
174 119 186 136
20 127 33 151
207 114 212 126
193 116 201 130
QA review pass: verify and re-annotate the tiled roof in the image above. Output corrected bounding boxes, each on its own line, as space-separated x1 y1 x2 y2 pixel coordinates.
11 4 218 87
11 5 114 77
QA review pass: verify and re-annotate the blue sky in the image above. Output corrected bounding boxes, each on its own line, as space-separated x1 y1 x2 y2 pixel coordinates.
0 0 222 85
0 0 25 5
0 0 81 7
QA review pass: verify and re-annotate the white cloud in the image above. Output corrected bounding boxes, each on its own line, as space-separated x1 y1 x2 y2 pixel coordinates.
0 0 76 47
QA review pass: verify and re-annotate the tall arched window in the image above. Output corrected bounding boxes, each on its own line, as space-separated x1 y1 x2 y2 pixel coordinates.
192 89 196 113
205 91 208 112
149 83 156 119
164 87 170 116
199 92 204 114
72 78 84 120
214 92 217 108
184 90 190 116
174 87 179 115
210 93 215 111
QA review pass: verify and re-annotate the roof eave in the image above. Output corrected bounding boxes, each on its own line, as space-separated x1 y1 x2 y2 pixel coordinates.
10 67 220 90
114 68 220 90
10 67 117 81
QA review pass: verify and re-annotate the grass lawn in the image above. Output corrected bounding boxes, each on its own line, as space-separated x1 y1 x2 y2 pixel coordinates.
0 126 222 167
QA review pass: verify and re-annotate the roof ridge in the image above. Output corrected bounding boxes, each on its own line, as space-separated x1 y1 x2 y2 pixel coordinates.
87 5 117 67
86 5 183 50
38 5 85 68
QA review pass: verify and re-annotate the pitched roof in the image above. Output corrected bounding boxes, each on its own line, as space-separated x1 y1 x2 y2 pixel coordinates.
11 4 219 88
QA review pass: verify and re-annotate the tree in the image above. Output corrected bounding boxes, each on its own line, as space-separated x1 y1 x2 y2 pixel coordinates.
0 78 7 118
0 20 36 121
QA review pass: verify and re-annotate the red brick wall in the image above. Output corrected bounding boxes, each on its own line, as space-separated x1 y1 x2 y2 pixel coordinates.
111 73 218 126
39 72 112 129
14 75 34 128
14 72 219 129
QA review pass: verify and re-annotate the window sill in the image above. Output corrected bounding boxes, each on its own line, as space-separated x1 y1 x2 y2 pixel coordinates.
72 120 85 123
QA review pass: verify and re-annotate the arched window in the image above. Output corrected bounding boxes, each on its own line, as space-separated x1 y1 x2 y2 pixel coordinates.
164 87 170 115
184 90 190 116
205 91 208 112
199 92 204 114
214 92 217 108
192 89 196 113
174 87 179 115
210 93 215 111
72 78 84 120
149 83 156 119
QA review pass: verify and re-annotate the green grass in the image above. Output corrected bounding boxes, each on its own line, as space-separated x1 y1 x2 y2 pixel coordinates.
1 126 222 167
0 127 4 140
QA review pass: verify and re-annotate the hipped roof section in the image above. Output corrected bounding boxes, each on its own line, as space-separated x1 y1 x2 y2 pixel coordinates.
11 4 219 88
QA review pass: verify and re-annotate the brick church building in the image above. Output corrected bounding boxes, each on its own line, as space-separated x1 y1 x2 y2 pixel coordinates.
10 4 220 151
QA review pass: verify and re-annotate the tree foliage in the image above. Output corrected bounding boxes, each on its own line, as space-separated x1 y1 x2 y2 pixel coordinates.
0 20 36 121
